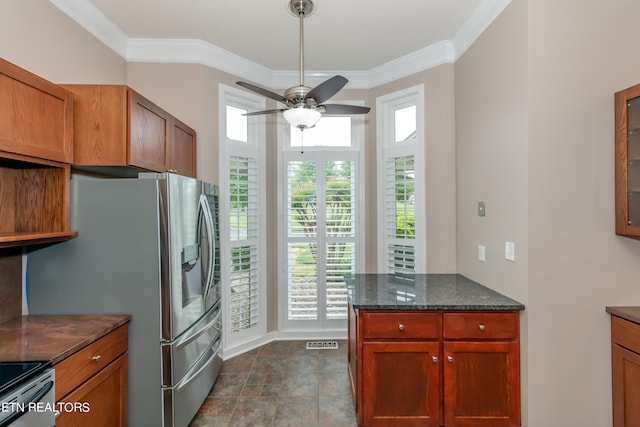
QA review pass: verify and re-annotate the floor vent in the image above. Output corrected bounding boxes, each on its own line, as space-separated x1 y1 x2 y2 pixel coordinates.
306 341 338 350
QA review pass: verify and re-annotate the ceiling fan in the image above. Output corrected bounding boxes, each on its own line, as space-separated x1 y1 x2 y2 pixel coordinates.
236 0 370 130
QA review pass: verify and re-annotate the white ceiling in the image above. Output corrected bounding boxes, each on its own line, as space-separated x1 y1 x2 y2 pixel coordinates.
50 0 511 88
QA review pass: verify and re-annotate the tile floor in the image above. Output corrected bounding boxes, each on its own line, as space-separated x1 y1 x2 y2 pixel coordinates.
189 340 358 427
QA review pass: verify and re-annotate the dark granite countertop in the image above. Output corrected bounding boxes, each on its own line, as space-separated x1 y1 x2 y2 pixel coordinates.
345 274 524 310
0 314 131 364
606 306 640 324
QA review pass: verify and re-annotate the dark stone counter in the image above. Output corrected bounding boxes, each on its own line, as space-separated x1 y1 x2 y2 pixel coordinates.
345 274 524 311
0 314 131 364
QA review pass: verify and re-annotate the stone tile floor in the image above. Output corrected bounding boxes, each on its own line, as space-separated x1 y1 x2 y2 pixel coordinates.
189 340 358 427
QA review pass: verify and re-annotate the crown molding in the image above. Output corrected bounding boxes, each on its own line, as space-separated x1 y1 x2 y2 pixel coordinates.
49 0 511 89
368 40 456 88
127 38 274 87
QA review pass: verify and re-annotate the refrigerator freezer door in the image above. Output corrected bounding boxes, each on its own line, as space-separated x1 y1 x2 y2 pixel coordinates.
161 303 222 387
162 337 222 427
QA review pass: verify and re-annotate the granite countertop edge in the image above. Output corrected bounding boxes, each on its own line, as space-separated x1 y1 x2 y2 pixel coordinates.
0 314 132 364
346 273 525 311
351 303 525 311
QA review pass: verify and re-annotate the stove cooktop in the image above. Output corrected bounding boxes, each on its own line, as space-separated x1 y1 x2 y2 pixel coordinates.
0 361 51 395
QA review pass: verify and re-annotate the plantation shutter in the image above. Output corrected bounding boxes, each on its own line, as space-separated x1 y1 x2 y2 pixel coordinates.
229 155 260 332
285 158 357 322
287 161 318 320
384 155 416 274
325 162 356 319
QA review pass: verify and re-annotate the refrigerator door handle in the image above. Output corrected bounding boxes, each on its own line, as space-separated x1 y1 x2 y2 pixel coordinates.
175 337 222 393
175 303 222 350
198 194 215 301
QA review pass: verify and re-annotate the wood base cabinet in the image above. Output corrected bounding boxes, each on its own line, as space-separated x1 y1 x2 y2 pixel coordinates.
62 85 197 178
349 305 521 427
443 341 520 427
55 324 129 427
609 309 640 427
362 341 441 427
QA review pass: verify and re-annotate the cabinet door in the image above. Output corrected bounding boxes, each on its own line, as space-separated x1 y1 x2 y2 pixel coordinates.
129 90 170 173
612 343 640 427
615 84 640 237
169 118 196 177
56 353 128 427
443 341 520 427
362 341 441 427
0 59 73 163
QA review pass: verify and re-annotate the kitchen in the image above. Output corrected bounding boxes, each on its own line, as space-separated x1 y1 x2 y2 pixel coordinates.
1 0 640 426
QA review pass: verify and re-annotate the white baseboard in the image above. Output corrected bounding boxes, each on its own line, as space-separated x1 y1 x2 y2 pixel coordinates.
221 329 347 360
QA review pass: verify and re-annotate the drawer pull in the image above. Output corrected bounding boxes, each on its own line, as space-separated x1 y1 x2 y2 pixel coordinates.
432 356 438 363
92 355 102 362
479 324 486 331
398 324 405 331
447 356 454 363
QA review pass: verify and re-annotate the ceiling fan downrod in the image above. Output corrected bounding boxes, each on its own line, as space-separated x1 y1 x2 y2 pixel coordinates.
288 0 315 90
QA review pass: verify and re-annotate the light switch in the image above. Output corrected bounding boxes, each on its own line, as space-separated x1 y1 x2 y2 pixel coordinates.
478 245 486 262
505 241 515 261
478 201 485 217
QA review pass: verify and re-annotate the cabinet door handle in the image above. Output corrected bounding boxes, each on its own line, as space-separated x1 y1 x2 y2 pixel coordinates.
432 356 438 363
447 356 454 363
398 324 405 331
479 324 486 331
92 355 102 362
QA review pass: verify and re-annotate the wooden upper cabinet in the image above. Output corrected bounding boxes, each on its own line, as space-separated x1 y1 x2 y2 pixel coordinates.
62 84 197 178
0 59 76 248
169 117 197 178
0 59 73 163
128 89 172 173
615 83 640 238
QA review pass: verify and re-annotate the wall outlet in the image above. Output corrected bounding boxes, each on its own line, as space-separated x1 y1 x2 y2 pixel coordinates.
505 241 515 261
478 245 486 262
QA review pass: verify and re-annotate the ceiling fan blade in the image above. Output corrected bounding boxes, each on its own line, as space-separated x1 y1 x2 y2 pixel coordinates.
236 81 288 104
320 104 371 115
305 75 348 104
243 109 286 117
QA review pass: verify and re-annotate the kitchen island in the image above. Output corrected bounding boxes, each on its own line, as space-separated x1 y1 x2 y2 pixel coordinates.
345 274 524 427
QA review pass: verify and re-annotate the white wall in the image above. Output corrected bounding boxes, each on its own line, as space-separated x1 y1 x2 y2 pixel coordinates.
7 1 640 425
527 0 640 425
455 0 529 421
458 0 640 425
0 0 126 84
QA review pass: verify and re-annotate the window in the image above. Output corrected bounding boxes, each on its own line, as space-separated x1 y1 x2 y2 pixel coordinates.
220 85 266 347
377 86 425 273
279 112 364 331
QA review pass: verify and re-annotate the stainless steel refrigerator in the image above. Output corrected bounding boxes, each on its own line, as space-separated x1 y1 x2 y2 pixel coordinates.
27 173 222 427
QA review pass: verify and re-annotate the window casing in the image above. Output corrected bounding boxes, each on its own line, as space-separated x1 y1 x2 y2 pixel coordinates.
377 86 426 273
220 85 266 348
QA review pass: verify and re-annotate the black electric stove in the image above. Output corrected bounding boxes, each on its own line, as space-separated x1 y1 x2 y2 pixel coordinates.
0 361 51 396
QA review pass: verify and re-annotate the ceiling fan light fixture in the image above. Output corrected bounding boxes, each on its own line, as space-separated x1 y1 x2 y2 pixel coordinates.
284 107 322 130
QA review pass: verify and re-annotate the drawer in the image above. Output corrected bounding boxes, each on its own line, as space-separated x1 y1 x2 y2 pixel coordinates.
361 311 441 339
55 324 128 401
611 315 640 354
443 312 519 340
